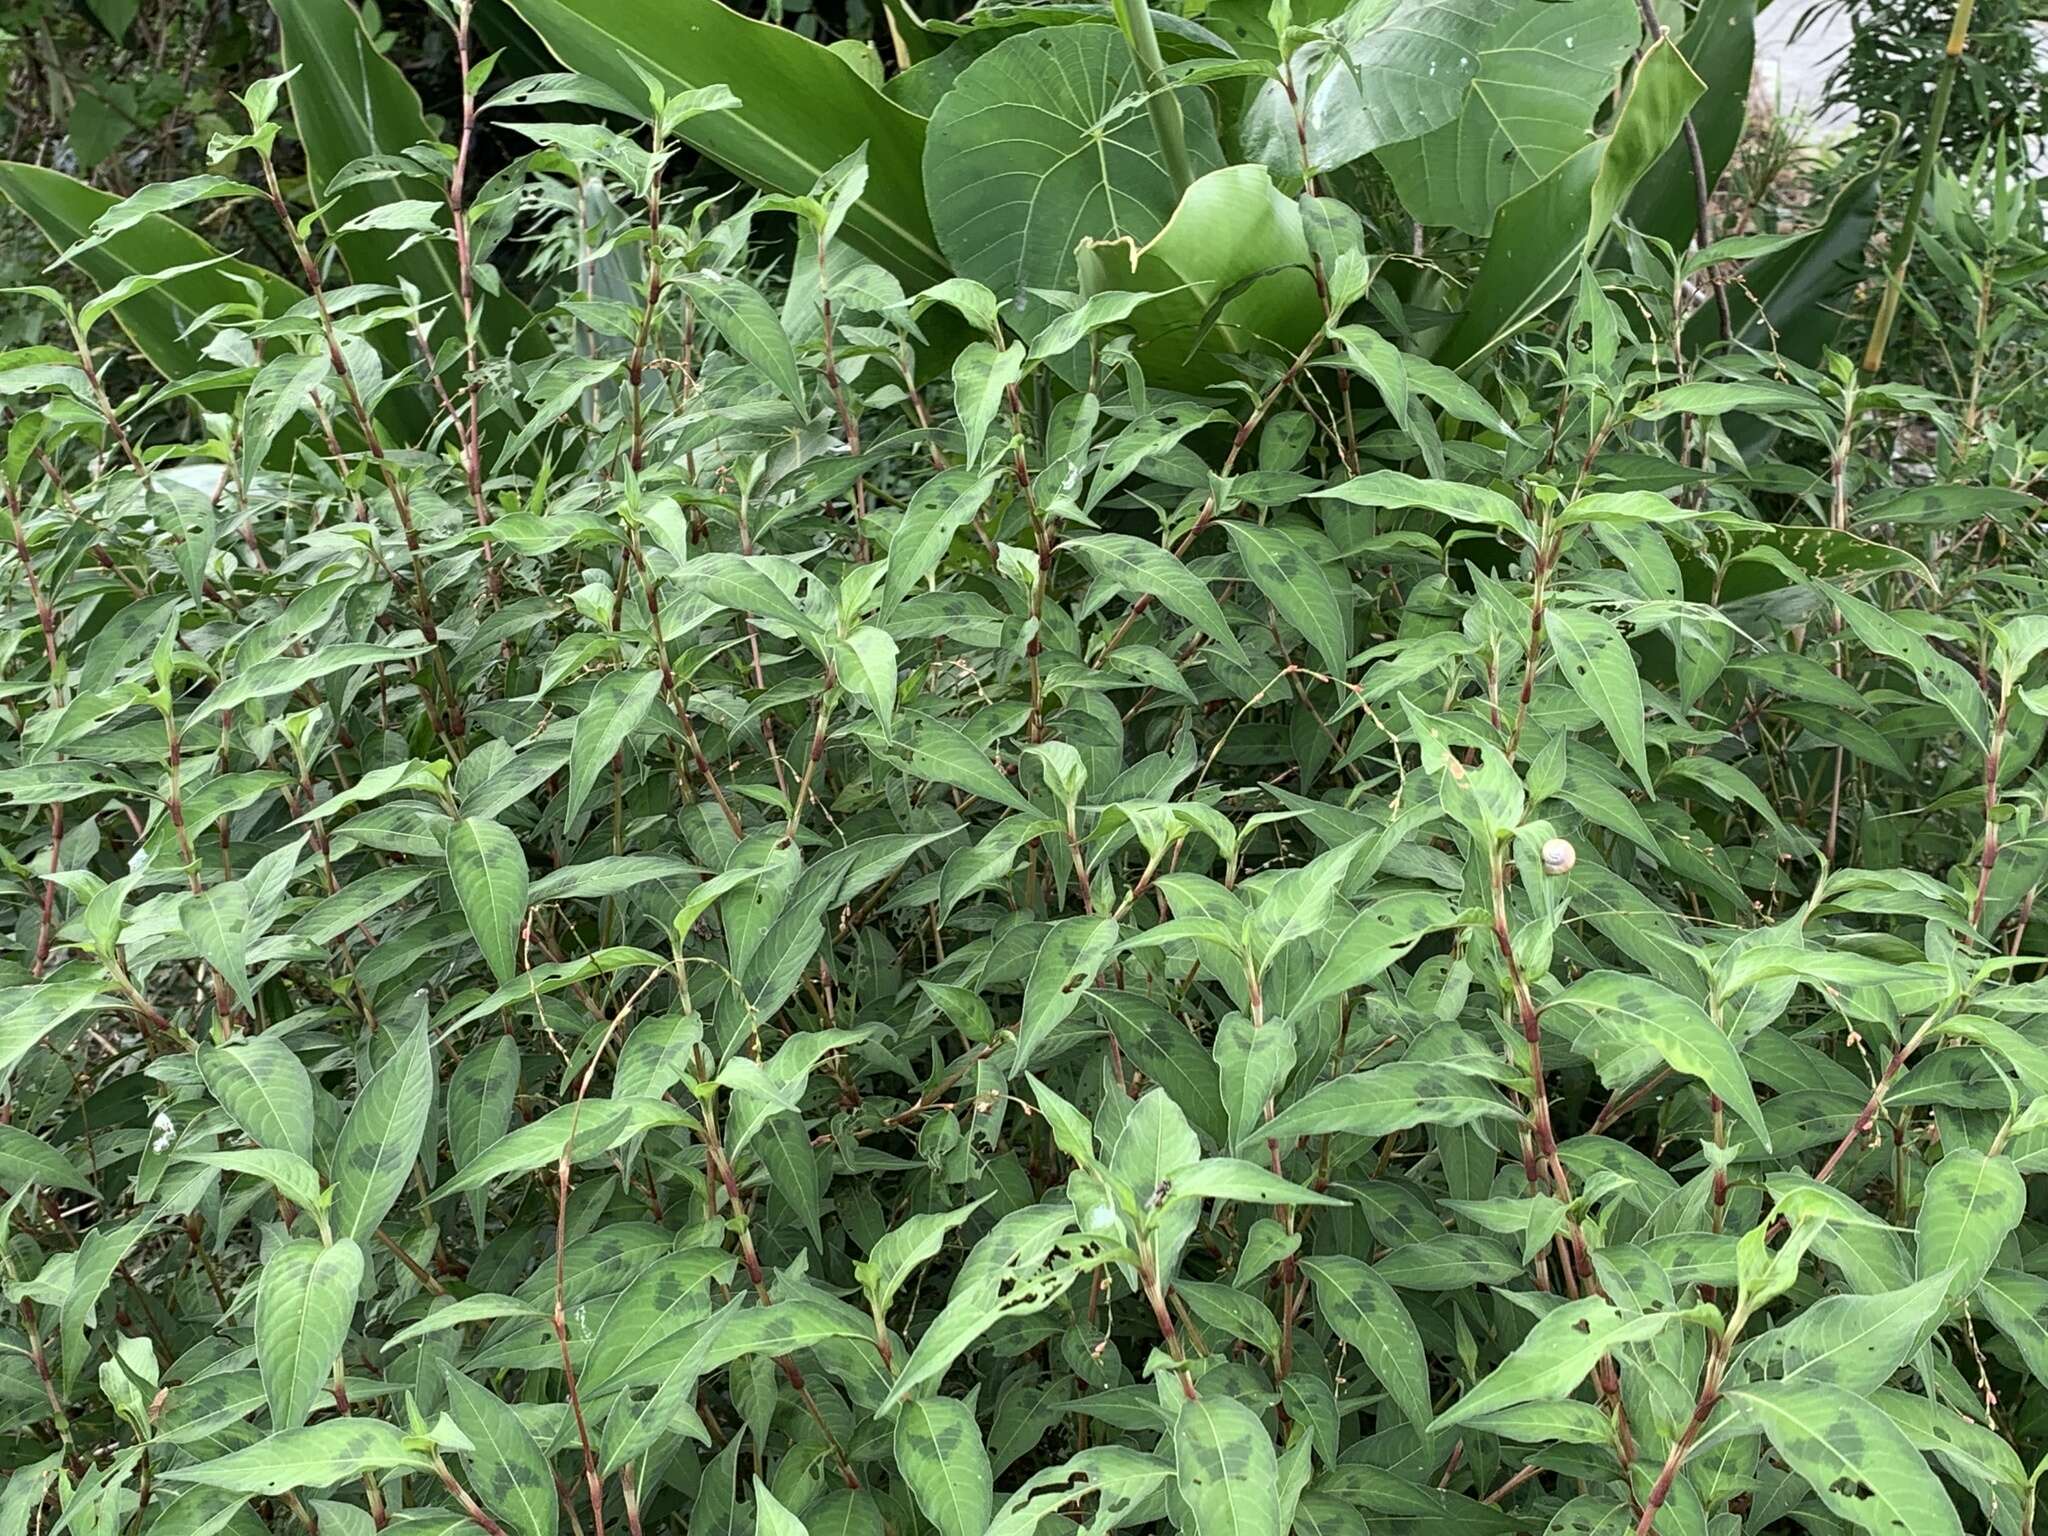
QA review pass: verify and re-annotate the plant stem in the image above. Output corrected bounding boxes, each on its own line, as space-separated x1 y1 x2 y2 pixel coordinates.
1627 1 1730 337
1110 0 1193 199
1862 0 1976 375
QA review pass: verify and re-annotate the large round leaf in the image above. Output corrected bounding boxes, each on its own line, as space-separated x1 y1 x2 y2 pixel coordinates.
1240 0 1514 180
1377 0 1638 234
1076 164 1321 390
922 23 1224 330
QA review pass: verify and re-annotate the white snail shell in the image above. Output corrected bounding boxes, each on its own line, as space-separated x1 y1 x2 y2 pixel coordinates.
1540 837 1577 876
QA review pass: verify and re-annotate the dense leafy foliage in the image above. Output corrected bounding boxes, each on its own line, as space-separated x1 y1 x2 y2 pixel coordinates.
2 3 2047 1536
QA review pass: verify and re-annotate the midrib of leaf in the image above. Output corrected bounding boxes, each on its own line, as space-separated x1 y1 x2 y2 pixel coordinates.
221 1053 299 1147
516 0 943 273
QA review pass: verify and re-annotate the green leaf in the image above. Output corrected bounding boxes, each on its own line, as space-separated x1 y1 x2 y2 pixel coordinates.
1173 1395 1280 1536
1914 1149 2024 1304
1016 917 1119 1073
1378 0 1638 234
951 341 1024 471
895 1398 994 1536
0 1124 94 1194
256 1237 364 1429
1163 1157 1344 1208
1622 0 1754 250
885 468 1001 609
447 817 530 985
330 1024 434 1244
565 669 664 832
435 1099 690 1198
922 24 1223 328
160 1420 433 1494
1296 892 1462 1014
505 0 946 284
1220 521 1349 678
1548 972 1770 1149
1246 0 1512 176
754 1481 809 1536
1255 1062 1514 1149
182 885 256 1012
1723 1380 1964 1536
200 1038 317 1162
178 1148 326 1210
1981 1270 2048 1388
901 716 1037 816
673 273 805 406
1300 1256 1431 1429
443 1369 558 1536
1434 1297 1676 1430
1067 533 1249 667
858 1200 986 1321
1544 606 1651 790
0 981 113 1085
1740 1273 1949 1392
1214 1012 1295 1150
834 625 900 732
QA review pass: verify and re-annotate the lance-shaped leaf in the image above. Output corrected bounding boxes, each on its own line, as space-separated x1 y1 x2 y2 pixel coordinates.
1174 1395 1280 1536
1296 891 1463 1014
330 1024 434 1243
0 1124 94 1195
1255 1061 1514 1150
181 885 256 1013
1914 1149 2024 1304
1723 1380 1964 1536
1241 0 1514 178
1015 917 1119 1073
435 1099 690 1198
1544 605 1651 791
446 817 530 986
1546 972 1770 1148
160 1420 433 1494
1066 533 1251 667
896 1398 994 1536
1434 1297 1678 1430
564 669 664 834
256 1237 364 1429
673 273 805 406
443 1368 558 1536
1300 1256 1431 1429
857 1199 987 1321
199 1038 317 1162
1220 520 1350 678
